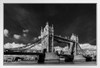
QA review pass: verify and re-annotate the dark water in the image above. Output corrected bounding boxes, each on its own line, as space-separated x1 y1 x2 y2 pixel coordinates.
4 61 96 65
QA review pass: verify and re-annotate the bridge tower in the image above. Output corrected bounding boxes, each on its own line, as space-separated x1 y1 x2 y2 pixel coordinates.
70 33 79 56
70 34 84 55
40 22 54 52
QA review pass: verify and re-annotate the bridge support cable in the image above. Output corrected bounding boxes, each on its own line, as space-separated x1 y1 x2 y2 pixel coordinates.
4 35 48 52
4 38 41 51
76 43 87 56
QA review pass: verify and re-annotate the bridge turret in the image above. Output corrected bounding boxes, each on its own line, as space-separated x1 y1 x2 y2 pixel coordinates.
40 27 43 38
40 22 55 52
70 33 79 56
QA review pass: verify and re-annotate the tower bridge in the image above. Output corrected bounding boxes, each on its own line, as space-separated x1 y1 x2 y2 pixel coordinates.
4 22 84 55
4 22 91 63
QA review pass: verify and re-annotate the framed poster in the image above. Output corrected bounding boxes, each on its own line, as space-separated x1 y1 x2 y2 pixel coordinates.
0 0 99 68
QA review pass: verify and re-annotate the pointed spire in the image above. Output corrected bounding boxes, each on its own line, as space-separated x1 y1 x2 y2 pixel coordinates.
45 22 49 29
51 24 54 32
76 35 79 43
41 27 43 32
40 27 43 37
46 22 49 26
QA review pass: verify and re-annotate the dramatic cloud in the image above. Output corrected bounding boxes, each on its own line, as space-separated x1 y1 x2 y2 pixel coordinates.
22 29 29 37
23 29 29 33
80 43 96 50
4 42 26 49
4 4 96 45
4 29 9 37
13 34 21 39
23 33 27 37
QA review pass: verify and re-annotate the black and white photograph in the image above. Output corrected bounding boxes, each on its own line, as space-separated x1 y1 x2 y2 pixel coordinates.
3 3 97 65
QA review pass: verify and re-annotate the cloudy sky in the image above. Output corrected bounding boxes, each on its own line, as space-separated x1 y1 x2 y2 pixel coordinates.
4 4 96 45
